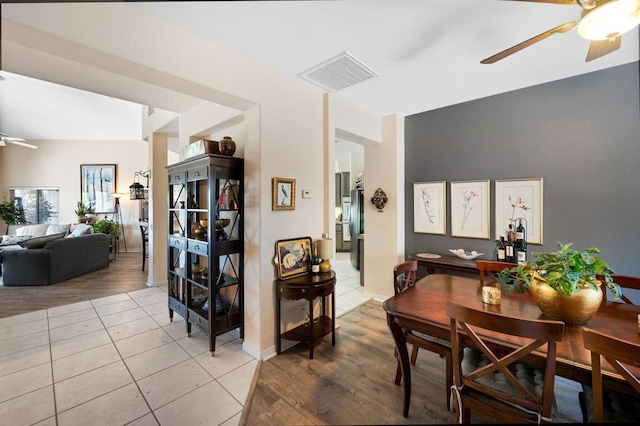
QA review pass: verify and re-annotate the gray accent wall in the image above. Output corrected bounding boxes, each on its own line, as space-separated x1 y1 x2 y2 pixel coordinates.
405 62 640 275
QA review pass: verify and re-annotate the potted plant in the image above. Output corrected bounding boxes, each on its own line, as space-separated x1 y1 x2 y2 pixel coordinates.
498 242 621 324
92 218 120 237
74 201 92 223
0 198 26 234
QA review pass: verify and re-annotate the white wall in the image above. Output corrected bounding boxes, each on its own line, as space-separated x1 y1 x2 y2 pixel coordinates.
363 115 405 298
2 3 395 359
0 139 148 252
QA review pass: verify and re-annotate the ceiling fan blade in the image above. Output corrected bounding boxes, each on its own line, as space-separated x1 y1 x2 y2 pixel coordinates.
0 140 5 147
8 140 38 149
481 21 578 64
585 36 621 61
511 0 577 4
4 136 26 142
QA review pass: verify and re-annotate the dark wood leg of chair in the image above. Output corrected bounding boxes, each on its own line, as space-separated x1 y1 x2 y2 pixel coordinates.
462 407 471 424
141 239 146 271
410 345 419 365
394 361 403 386
445 352 453 411
387 313 411 417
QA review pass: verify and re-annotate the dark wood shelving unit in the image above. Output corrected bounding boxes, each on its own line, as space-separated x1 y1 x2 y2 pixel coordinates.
167 153 244 353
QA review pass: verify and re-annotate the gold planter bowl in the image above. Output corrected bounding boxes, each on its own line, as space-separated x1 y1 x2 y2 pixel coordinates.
529 276 603 325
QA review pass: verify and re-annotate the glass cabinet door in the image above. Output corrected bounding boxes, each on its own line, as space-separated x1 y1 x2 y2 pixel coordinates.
168 171 187 319
212 166 243 330
185 171 210 333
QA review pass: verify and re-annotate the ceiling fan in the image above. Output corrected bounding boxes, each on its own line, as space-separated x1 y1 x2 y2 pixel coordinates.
482 0 640 64
0 132 38 149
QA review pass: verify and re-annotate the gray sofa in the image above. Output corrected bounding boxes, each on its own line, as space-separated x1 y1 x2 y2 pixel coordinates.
1 233 110 286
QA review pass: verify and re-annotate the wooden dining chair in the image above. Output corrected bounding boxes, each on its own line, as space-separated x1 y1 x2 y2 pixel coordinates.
446 300 565 424
476 260 517 287
139 221 149 271
601 274 640 304
580 328 640 423
393 260 454 410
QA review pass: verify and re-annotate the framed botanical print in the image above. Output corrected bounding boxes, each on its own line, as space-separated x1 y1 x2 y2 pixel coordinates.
495 178 543 244
80 164 116 214
272 177 296 211
274 236 312 279
413 181 446 235
450 180 490 239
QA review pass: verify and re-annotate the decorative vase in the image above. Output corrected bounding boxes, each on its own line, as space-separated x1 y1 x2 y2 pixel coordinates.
219 136 236 156
529 276 603 324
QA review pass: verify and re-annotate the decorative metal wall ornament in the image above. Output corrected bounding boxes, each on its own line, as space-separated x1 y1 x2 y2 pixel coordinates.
371 187 388 212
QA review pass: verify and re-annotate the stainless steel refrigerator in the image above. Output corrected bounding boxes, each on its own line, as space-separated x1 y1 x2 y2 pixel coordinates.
349 189 364 269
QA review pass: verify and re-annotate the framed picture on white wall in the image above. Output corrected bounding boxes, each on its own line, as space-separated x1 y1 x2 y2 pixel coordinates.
413 181 446 235
81 164 116 214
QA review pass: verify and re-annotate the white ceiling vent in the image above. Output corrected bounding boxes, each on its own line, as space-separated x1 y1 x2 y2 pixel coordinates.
298 51 378 93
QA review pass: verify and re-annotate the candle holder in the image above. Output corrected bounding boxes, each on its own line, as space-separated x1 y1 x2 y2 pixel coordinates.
482 286 501 305
317 234 333 273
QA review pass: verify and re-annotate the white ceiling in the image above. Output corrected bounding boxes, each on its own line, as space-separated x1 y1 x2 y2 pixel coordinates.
1 0 639 142
0 72 143 141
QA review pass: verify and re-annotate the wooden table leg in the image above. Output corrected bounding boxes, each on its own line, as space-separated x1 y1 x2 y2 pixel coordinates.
331 291 335 346
276 296 281 355
309 298 314 359
387 312 411 417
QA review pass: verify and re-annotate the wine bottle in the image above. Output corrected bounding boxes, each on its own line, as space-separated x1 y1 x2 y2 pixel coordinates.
515 219 527 263
507 224 515 243
517 243 527 264
506 239 515 263
497 237 506 262
516 219 526 247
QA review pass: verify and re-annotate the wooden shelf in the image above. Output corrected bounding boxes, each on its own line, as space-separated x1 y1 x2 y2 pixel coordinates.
281 315 333 342
276 271 336 359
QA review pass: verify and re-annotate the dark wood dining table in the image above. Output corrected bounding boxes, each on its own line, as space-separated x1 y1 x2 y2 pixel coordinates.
383 274 640 417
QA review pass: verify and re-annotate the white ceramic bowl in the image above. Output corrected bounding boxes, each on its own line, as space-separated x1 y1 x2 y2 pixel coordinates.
448 249 484 260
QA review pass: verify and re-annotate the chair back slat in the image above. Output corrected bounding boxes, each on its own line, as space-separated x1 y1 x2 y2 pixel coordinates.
446 300 564 423
604 274 640 304
394 260 418 295
583 327 640 393
477 260 517 287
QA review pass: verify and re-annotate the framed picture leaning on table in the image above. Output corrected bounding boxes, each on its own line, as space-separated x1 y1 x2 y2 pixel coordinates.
274 236 312 279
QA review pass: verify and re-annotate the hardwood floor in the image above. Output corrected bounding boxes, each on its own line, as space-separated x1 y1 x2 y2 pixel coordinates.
0 252 150 319
242 300 584 425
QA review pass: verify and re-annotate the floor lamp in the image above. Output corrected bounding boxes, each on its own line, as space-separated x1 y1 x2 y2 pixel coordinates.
113 194 127 253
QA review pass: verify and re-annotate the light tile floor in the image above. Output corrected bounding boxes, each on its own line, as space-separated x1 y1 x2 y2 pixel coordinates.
0 252 369 426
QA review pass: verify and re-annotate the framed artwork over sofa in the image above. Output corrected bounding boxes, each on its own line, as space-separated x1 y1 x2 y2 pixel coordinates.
81 164 116 214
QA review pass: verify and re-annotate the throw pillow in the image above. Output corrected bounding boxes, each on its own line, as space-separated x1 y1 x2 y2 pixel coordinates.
66 224 93 237
15 224 50 237
18 232 66 249
46 224 71 236
0 235 33 246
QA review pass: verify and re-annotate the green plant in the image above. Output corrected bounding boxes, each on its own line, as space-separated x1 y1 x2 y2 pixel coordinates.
92 218 120 237
0 198 26 230
498 242 621 298
74 201 92 217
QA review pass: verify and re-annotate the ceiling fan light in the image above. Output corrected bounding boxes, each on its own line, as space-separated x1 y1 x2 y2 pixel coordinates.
578 0 640 40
